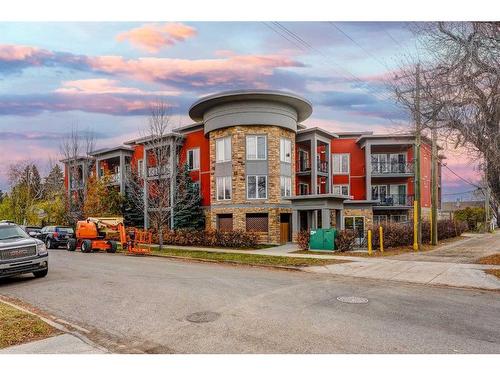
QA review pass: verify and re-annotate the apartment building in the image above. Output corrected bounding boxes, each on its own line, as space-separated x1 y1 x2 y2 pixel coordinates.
62 90 442 245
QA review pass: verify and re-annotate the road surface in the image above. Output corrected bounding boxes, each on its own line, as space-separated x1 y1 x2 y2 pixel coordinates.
1 250 499 353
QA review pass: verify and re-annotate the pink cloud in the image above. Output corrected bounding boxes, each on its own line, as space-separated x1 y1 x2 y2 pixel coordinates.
55 78 180 96
88 54 303 87
0 44 52 62
116 23 196 53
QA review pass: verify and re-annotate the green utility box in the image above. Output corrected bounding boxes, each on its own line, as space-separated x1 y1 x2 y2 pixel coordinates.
309 228 337 251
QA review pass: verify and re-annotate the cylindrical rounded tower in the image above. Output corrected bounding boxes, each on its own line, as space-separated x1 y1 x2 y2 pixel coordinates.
189 90 312 244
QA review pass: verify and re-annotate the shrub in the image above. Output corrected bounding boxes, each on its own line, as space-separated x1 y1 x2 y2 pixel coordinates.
297 230 310 251
335 230 356 252
454 207 484 231
370 219 467 249
152 229 258 249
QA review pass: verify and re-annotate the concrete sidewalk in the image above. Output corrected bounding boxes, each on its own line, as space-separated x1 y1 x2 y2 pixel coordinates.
0 333 106 354
157 236 500 290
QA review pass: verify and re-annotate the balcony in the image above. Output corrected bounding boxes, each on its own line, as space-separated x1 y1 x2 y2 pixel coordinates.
317 158 328 174
371 162 414 176
297 159 311 173
373 194 414 207
147 165 170 178
70 180 84 190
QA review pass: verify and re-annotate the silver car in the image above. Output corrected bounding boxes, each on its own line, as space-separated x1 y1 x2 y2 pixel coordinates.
0 222 48 279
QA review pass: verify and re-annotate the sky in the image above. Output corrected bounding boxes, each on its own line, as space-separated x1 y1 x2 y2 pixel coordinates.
0 22 482 200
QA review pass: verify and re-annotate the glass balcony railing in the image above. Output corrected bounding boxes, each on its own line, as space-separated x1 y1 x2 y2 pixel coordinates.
373 194 414 206
371 162 414 174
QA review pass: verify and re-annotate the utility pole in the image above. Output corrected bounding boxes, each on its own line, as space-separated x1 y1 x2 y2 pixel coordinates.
485 168 490 232
413 63 422 251
431 117 438 245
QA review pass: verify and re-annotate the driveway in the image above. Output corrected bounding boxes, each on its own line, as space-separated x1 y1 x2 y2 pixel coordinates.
388 232 500 263
1 250 499 354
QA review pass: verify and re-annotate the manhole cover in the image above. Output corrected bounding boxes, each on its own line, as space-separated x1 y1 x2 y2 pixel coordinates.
337 296 369 304
185 311 220 323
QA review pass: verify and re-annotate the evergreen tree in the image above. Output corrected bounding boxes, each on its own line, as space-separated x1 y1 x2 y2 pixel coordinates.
44 164 64 199
173 164 204 230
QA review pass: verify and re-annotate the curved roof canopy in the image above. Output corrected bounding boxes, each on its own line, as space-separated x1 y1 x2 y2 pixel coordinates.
189 90 313 123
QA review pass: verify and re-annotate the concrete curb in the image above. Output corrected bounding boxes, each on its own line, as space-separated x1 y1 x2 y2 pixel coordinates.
0 295 108 353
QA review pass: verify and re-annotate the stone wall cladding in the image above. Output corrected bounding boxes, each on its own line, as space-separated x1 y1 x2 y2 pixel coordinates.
344 208 374 229
206 125 295 244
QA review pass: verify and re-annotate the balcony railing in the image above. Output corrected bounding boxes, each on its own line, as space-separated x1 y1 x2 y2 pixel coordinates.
317 158 329 173
371 162 414 175
298 159 310 172
147 165 170 178
373 194 414 207
70 180 84 190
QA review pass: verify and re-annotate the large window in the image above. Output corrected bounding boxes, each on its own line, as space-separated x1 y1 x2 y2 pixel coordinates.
280 138 292 163
333 184 349 196
246 135 267 160
333 154 350 174
372 185 388 201
247 175 267 199
344 216 365 243
298 182 309 195
216 176 231 200
216 137 231 163
187 148 200 170
246 213 269 232
371 154 388 173
280 176 292 197
373 215 388 225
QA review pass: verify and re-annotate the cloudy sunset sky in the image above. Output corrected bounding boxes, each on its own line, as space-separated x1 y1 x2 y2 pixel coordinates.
0 22 481 198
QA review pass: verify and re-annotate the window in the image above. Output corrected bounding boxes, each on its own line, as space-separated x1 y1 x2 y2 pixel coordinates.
372 185 388 201
137 159 144 178
193 181 200 196
371 154 388 173
280 138 292 163
373 215 388 225
333 154 350 174
390 153 407 173
216 176 231 200
246 213 269 232
298 149 309 171
217 214 233 232
246 135 266 160
247 175 267 199
333 184 349 196
344 216 365 241
390 215 408 223
298 183 309 195
216 137 231 163
187 148 200 170
280 176 292 197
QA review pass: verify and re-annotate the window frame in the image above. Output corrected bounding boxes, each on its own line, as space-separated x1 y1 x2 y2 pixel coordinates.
332 184 349 196
216 176 232 201
216 136 231 163
280 176 292 197
280 138 292 163
187 148 200 171
247 175 268 199
246 135 267 161
298 182 309 195
332 153 350 175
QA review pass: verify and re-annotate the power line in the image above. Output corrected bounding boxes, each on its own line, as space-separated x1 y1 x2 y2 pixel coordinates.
440 162 482 189
264 22 398 106
327 22 392 71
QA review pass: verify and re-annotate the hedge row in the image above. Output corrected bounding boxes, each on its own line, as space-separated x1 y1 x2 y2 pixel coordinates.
152 229 258 249
371 219 467 249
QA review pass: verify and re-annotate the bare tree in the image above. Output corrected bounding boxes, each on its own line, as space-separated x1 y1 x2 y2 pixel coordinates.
131 99 182 250
59 125 96 223
391 22 499 208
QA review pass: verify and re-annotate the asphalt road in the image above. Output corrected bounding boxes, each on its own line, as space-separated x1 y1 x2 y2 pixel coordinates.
1 250 499 353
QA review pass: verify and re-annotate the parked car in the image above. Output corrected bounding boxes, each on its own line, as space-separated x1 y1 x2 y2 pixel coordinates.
39 226 75 249
0 221 48 279
20 225 42 238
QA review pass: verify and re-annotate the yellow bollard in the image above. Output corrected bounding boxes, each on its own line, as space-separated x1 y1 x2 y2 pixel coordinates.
413 200 419 251
379 226 384 253
367 229 372 255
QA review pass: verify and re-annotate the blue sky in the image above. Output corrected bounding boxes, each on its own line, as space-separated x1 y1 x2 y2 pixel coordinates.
0 22 481 198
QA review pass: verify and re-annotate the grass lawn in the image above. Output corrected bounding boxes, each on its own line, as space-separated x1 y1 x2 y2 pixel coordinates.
149 248 349 267
476 253 500 265
0 302 58 349
293 235 467 257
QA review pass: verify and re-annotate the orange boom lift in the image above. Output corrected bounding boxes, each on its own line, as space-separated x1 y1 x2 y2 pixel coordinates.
67 217 127 253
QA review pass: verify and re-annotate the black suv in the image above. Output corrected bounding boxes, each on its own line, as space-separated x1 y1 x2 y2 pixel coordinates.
39 226 74 249
0 222 48 279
